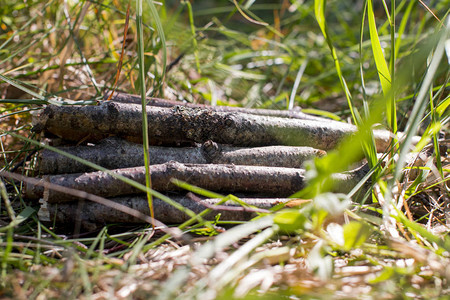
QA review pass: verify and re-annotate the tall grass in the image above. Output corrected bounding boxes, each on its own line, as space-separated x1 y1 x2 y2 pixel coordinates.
0 0 449 298
136 0 155 227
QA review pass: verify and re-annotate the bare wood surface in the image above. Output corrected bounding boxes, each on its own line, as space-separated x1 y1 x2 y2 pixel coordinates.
41 196 301 226
105 91 330 122
38 137 326 174
25 162 369 202
32 101 394 151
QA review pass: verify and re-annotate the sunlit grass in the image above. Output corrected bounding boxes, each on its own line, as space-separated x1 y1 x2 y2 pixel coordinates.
0 0 448 298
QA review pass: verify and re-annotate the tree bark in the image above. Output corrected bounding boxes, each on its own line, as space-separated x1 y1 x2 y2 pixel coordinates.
25 162 369 202
105 91 330 122
32 101 394 151
39 195 309 230
38 137 326 174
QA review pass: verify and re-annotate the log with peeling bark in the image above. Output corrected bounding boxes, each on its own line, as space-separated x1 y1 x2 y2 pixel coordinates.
38 137 326 174
32 101 396 151
39 196 310 230
105 91 330 122
25 161 369 202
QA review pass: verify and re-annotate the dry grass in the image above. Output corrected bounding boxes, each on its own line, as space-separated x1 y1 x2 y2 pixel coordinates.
1 0 449 299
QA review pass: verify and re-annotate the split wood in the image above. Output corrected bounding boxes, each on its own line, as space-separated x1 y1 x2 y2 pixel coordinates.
39 196 311 230
25 161 370 203
38 137 326 174
105 91 330 122
32 101 397 151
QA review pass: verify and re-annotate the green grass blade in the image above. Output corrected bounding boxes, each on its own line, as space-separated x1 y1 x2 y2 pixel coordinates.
183 0 201 74
0 206 36 233
358 1 379 178
367 0 394 130
394 0 415 59
136 0 155 227
393 24 448 181
1 228 13 278
389 0 397 134
315 0 379 186
314 0 358 125
0 73 46 102
289 58 308 110
145 0 167 94
301 108 341 121
429 88 444 178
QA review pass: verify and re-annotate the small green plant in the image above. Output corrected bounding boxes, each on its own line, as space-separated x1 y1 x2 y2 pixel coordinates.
0 0 448 298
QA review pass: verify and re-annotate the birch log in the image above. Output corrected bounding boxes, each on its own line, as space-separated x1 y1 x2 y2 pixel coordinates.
32 101 394 151
38 138 326 174
39 196 308 228
25 162 369 202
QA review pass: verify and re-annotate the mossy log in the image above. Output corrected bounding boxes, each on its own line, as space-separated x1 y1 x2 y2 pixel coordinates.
25 162 369 203
32 101 394 151
38 138 326 174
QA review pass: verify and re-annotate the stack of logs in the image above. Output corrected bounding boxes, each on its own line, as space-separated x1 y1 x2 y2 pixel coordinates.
24 92 389 230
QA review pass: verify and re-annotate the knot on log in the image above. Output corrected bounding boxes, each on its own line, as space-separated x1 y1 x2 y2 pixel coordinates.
224 115 234 127
201 140 222 162
31 108 49 134
219 113 238 144
165 160 185 173
105 101 121 122
171 105 188 114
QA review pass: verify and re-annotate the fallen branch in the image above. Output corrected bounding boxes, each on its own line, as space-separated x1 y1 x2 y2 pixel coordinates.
32 101 395 151
1 171 183 238
38 138 326 174
25 162 369 202
39 195 309 229
105 91 330 122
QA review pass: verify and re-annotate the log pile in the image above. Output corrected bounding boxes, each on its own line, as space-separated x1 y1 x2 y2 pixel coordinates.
25 92 379 230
